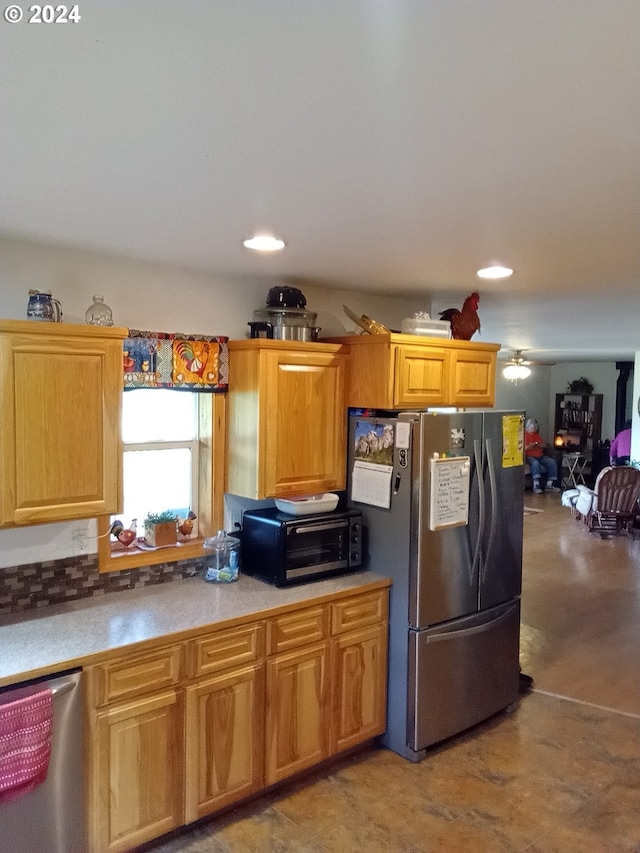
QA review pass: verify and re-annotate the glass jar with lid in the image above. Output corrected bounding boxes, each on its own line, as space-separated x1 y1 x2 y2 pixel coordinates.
203 530 240 582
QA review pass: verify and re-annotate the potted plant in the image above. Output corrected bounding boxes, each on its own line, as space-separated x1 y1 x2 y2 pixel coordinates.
567 377 594 395
143 511 178 547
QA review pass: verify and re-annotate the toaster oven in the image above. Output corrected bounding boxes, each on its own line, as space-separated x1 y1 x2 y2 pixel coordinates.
240 507 362 587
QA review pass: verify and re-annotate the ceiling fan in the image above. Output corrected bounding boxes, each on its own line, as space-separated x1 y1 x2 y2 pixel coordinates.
502 350 555 381
505 349 556 366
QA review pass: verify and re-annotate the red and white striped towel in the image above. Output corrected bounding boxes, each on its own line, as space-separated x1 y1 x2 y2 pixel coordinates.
0 688 52 804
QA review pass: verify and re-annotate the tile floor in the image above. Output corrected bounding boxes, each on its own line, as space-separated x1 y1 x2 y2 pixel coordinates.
140 498 640 853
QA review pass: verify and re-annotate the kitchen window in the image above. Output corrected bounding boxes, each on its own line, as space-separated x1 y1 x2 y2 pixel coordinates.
120 389 199 530
97 391 225 572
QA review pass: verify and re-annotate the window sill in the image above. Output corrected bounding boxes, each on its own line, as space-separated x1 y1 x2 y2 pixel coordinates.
97 521 206 573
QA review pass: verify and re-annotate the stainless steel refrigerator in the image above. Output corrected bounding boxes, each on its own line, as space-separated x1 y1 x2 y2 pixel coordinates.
347 409 525 761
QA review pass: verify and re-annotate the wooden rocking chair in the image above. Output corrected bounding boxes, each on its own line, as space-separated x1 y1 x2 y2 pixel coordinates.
576 466 640 539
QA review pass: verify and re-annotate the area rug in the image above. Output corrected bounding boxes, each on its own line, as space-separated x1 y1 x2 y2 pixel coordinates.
524 506 544 517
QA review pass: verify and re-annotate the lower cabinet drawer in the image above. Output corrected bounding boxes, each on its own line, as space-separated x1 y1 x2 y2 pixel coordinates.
332 591 387 635
90 645 183 706
189 623 263 678
267 605 329 654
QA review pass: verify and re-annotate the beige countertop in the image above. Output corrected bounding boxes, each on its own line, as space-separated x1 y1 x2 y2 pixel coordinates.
0 571 390 686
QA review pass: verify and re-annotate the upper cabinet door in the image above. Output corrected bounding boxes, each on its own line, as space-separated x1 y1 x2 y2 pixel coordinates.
393 345 449 406
226 340 347 500
448 348 497 407
262 348 346 497
0 320 126 526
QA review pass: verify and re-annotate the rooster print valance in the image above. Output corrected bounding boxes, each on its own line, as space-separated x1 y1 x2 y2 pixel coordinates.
123 329 229 392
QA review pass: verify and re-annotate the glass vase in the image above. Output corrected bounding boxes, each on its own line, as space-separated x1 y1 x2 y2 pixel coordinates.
85 294 114 326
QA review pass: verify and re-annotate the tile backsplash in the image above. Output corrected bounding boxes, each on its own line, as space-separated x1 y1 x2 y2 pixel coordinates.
0 553 204 615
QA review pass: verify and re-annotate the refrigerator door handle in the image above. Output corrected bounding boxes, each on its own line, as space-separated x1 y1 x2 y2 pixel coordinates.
481 437 498 583
471 438 484 581
426 603 518 641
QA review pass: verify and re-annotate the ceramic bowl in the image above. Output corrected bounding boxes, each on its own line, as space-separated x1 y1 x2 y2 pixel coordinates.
274 493 339 516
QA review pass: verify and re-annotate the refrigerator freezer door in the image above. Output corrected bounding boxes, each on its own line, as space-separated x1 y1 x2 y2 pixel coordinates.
412 411 484 628
408 600 520 752
479 413 524 610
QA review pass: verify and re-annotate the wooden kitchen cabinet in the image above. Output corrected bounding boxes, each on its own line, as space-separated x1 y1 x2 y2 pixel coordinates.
330 591 389 754
84 586 389 852
86 645 185 853
226 339 347 499
184 663 265 821
448 346 499 407
265 641 330 784
263 592 389 785
264 591 389 783
184 622 265 822
0 319 127 527
323 333 499 409
394 343 450 405
265 605 330 784
91 689 184 853
87 632 266 848
331 625 387 753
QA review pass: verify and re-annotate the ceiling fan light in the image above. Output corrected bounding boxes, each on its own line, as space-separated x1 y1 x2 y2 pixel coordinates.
477 265 513 279
503 363 531 381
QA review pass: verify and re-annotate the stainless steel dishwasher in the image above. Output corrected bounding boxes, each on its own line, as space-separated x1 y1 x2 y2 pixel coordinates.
0 668 85 853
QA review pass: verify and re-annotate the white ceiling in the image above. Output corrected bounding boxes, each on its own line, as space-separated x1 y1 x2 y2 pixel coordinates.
2 1 639 362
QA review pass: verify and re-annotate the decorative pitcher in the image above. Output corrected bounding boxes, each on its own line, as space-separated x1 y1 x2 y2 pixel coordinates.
27 290 63 322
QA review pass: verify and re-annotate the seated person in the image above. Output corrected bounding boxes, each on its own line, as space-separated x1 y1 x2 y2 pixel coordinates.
525 417 561 494
610 421 632 466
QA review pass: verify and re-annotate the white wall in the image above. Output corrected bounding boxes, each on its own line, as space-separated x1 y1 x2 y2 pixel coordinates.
0 237 428 567
0 237 427 339
494 365 551 434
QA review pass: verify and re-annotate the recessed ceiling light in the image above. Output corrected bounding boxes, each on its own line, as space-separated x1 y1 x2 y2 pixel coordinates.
243 234 286 252
476 265 513 279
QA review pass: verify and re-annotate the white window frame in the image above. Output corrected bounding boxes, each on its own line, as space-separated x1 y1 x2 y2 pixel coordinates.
97 394 225 573
121 438 200 532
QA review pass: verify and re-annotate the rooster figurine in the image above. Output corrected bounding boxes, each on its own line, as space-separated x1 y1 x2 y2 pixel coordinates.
178 511 197 538
110 518 137 548
438 292 481 341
